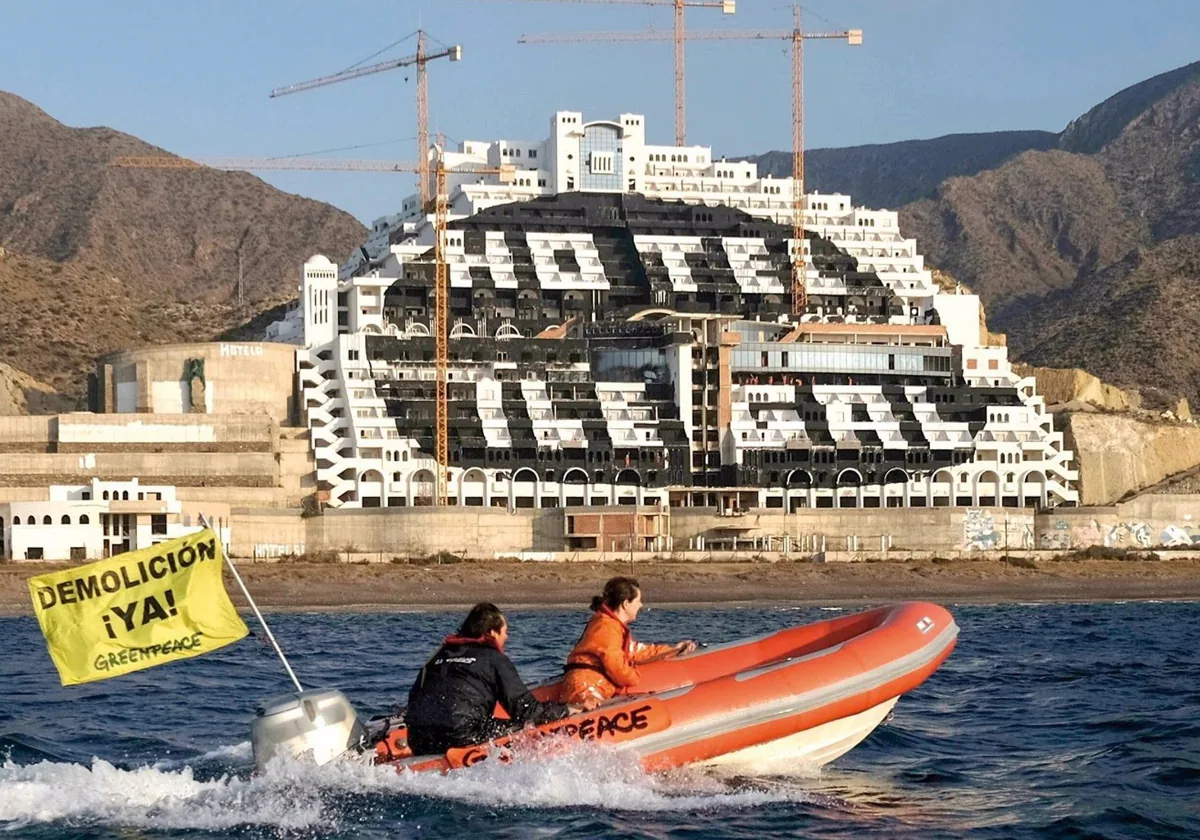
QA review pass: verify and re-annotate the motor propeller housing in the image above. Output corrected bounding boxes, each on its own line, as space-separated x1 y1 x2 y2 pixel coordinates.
251 688 365 772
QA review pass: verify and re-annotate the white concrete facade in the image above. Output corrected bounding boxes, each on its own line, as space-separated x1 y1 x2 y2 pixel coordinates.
286 108 1077 511
0 479 221 562
344 110 914 284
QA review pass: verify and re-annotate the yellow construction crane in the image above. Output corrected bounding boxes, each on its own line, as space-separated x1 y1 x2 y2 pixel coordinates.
428 144 516 505
269 30 462 209
464 0 734 145
110 152 515 506
519 6 861 315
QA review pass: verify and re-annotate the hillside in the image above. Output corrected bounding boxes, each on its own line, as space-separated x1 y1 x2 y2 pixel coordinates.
899 150 1145 321
1090 63 1200 241
0 360 75 415
0 91 366 400
1007 235 1200 403
0 246 258 400
896 60 1200 401
747 130 1058 210
753 61 1200 404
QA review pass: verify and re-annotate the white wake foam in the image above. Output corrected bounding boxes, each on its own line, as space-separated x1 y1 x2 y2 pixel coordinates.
0 754 325 831
0 742 815 831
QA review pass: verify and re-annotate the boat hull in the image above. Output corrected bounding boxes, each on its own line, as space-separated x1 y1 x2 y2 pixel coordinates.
700 697 898 770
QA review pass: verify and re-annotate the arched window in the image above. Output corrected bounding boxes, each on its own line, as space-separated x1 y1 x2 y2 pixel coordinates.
43 515 52 525
61 515 71 525
80 514 90 525
102 491 110 500
122 491 129 500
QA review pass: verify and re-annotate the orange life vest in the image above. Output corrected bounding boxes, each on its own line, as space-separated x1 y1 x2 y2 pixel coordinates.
560 606 675 705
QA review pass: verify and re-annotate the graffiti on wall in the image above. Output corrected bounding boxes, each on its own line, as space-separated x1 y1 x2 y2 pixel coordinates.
1102 522 1152 548
1018 522 1035 550
962 509 1035 551
1038 518 1200 550
1040 519 1073 550
1157 524 1200 547
1074 520 1102 548
963 509 998 550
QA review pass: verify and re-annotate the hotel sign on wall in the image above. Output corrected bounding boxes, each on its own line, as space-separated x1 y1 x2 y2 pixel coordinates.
219 344 264 358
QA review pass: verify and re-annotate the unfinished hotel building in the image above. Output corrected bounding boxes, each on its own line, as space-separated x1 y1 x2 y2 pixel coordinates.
294 110 1078 512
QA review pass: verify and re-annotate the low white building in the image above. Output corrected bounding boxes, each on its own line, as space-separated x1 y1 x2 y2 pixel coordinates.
0 478 225 562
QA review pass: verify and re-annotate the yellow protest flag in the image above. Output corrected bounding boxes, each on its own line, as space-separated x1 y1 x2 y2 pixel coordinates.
28 528 249 686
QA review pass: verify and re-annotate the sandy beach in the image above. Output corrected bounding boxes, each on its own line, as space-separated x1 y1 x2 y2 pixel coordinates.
4 555 1200 616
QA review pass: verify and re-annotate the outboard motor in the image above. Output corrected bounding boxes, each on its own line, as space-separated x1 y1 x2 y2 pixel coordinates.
251 688 366 773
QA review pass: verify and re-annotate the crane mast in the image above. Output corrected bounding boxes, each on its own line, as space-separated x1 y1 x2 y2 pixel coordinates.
792 5 805 315
434 160 450 506
268 30 461 208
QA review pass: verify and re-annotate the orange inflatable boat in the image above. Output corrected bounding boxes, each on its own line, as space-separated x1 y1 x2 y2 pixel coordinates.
363 601 958 774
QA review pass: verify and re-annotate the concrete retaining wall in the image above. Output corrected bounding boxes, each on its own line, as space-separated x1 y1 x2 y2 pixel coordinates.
0 416 53 452
670 507 999 552
0 452 279 487
231 507 566 560
219 495 1200 561
54 413 276 453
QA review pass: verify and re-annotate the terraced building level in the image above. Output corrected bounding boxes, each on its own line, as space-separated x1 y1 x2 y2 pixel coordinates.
290 111 1077 511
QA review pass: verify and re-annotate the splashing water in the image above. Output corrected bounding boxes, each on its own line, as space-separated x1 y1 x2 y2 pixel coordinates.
0 741 815 835
0 754 326 832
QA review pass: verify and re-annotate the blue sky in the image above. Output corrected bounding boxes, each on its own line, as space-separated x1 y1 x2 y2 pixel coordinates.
3 0 1198 224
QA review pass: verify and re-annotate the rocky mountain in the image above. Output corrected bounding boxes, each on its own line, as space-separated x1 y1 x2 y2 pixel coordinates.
752 60 1200 404
901 60 1200 402
748 130 1058 210
1008 234 1200 405
900 150 1144 315
0 91 366 404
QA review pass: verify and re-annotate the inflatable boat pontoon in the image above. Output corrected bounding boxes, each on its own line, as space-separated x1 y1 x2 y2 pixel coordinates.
251 601 957 774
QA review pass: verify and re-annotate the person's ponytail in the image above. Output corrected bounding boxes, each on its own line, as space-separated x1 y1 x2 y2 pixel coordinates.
592 577 640 612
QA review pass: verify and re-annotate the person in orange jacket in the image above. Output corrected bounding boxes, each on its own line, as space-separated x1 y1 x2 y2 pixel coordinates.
560 576 697 706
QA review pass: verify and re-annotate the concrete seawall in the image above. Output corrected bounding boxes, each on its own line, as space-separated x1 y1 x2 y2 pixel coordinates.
227 494 1200 561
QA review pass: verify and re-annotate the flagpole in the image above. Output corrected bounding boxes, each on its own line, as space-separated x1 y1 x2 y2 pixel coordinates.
200 515 303 693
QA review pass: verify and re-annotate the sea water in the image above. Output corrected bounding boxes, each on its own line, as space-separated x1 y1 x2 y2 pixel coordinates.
2 603 1198 838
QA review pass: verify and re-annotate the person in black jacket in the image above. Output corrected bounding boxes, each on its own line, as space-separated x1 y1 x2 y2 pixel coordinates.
405 602 593 756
